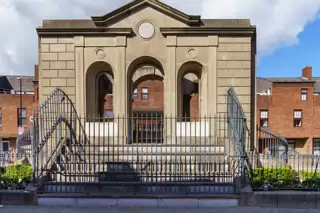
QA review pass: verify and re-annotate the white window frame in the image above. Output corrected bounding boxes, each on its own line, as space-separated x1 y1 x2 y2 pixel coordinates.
260 110 268 127
18 108 27 127
301 89 308 101
133 88 138 101
314 139 320 156
141 88 149 100
294 110 302 127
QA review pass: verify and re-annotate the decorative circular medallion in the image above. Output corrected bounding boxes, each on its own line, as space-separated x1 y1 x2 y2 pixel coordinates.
138 22 155 39
188 49 198 59
95 48 105 59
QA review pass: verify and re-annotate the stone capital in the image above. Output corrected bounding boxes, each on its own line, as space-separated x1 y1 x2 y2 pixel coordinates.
208 35 218 47
166 36 177 47
116 36 127 47
74 36 84 47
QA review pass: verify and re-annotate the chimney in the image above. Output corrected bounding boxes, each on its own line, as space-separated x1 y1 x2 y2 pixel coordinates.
302 66 312 80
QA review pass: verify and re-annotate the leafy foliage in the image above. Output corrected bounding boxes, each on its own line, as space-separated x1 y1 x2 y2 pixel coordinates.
0 164 32 188
251 168 320 189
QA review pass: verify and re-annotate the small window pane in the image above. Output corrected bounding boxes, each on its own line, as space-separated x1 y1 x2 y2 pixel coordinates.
133 89 138 100
141 88 148 100
2 142 9 152
18 108 27 126
22 109 26 117
294 111 302 118
142 94 148 100
294 120 302 127
260 120 268 127
302 94 307 101
301 89 308 100
260 111 268 118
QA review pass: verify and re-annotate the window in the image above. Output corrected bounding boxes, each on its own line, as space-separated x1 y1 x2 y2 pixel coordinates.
288 140 295 155
314 139 320 156
293 110 302 127
133 88 138 101
141 88 149 100
260 110 268 127
301 89 308 101
18 108 27 126
0 108 2 126
0 141 9 152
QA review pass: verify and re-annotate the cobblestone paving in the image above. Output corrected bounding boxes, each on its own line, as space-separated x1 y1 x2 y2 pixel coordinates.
1 206 320 213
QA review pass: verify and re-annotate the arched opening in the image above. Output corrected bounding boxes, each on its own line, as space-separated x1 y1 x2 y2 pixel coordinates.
177 61 203 122
127 57 165 144
86 61 114 119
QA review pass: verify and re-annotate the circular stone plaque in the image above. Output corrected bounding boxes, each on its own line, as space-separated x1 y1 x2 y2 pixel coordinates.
188 49 198 59
138 22 155 39
95 48 105 59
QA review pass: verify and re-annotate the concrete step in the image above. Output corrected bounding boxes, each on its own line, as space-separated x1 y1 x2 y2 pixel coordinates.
41 182 236 194
84 137 228 146
44 171 234 184
55 153 229 164
67 145 227 155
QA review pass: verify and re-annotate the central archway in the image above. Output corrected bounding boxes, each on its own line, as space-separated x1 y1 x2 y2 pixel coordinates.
127 56 165 144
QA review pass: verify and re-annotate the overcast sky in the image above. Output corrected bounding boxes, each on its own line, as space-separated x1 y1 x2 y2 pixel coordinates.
0 0 319 76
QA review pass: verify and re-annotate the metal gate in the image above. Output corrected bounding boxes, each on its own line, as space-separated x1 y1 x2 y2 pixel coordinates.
11 87 252 195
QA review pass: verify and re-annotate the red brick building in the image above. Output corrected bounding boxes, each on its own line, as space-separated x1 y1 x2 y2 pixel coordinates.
257 66 320 155
104 66 200 119
0 75 37 152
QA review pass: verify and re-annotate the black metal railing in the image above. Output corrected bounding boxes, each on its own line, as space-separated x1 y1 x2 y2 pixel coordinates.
249 153 320 191
1 87 250 194
227 88 248 186
257 127 288 160
35 114 244 195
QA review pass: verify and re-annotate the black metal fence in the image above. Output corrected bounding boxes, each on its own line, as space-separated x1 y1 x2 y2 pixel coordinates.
248 153 320 191
27 88 248 195
257 127 288 160
35 114 248 194
0 149 32 190
0 87 253 195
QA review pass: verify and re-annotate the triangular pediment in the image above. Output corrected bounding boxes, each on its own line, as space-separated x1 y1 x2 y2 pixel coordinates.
91 0 202 27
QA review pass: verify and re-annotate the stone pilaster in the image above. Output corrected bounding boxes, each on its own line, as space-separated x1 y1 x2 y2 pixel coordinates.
164 36 177 144
74 36 85 117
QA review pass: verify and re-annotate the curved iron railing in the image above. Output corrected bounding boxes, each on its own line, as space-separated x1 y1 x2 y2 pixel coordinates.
258 127 288 161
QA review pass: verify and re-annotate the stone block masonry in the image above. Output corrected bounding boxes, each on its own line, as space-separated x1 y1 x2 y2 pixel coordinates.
217 36 252 127
39 37 76 105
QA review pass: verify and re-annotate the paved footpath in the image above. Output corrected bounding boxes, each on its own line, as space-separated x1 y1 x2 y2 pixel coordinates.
2 206 320 213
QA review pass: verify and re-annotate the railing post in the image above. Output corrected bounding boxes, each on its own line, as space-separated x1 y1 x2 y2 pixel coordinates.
31 116 37 185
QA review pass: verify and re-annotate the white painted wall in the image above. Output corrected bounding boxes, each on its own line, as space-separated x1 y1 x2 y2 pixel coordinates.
85 122 118 137
85 122 211 137
176 122 210 137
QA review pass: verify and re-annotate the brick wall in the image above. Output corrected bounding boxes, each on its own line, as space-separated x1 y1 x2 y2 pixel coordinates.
132 79 164 112
104 78 201 117
257 82 320 154
0 94 36 142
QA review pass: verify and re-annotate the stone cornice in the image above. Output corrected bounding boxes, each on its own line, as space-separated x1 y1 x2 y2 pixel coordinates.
160 27 256 36
36 28 133 36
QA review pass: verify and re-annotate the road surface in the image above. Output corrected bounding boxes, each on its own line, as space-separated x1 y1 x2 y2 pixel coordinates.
1 206 320 213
